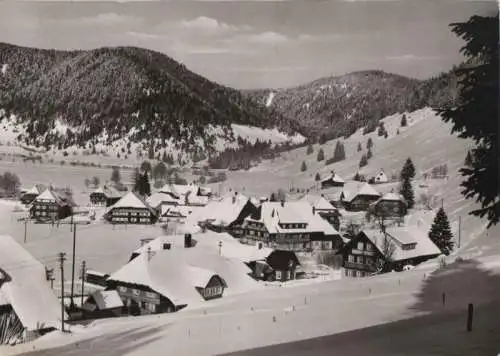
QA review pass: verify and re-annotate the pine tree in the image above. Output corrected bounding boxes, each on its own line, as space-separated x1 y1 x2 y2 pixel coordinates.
399 177 415 209
400 157 416 181
132 168 141 192
333 141 346 162
357 142 362 152
317 148 325 162
143 171 151 196
400 114 407 127
315 172 321 181
353 172 361 181
367 138 373 150
269 192 277 202
428 207 455 255
318 134 327 145
140 160 152 173
110 166 121 184
367 147 373 159
301 161 307 172
377 122 385 137
306 144 314 155
437 14 499 227
148 142 155 160
384 131 388 139
464 150 473 166
359 154 368 168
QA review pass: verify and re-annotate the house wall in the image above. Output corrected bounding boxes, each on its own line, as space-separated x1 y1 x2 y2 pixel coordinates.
21 193 38 205
90 193 107 205
196 276 225 300
30 202 72 221
347 195 380 211
341 236 382 278
113 283 176 315
105 207 157 224
373 201 406 217
241 221 311 251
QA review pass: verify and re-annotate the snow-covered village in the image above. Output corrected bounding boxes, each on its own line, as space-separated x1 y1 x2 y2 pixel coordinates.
0 1 498 356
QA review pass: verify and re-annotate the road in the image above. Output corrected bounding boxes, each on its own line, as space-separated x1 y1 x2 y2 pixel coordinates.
221 301 500 356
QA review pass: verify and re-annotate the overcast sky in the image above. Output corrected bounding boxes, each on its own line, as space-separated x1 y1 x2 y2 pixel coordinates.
0 1 497 89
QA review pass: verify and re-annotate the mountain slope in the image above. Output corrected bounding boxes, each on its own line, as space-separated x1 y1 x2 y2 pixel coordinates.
0 43 307 157
245 70 459 140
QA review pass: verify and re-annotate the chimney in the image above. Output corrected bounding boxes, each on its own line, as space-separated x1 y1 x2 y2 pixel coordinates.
312 206 316 215
281 200 285 207
184 233 192 248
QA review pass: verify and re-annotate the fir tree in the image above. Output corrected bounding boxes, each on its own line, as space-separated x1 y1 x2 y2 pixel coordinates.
367 147 373 160
428 207 455 255
399 177 415 209
317 148 325 162
315 172 321 181
367 138 373 150
384 131 388 139
148 142 155 160
143 171 151 196
318 134 327 145
269 192 277 202
301 161 307 172
357 142 362 152
353 172 361 181
359 154 368 168
377 122 385 137
464 150 473 166
401 114 407 127
132 168 141 192
400 157 416 181
140 160 152 173
306 144 314 155
333 141 346 162
437 14 499 227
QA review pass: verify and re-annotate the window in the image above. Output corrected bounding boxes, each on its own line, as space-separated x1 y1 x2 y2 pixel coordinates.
365 257 372 265
356 256 363 264
356 271 364 278
275 271 282 280
357 242 364 250
366 243 373 251
348 255 355 263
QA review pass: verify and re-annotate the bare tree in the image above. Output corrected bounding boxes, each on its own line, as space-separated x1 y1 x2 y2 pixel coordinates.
375 233 396 273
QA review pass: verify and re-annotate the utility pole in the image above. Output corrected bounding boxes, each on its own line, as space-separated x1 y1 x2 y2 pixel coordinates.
458 216 461 249
58 252 67 332
70 223 77 309
218 241 222 256
80 260 86 307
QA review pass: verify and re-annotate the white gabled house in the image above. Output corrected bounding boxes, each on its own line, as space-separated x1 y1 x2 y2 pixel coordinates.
372 169 389 184
103 192 158 224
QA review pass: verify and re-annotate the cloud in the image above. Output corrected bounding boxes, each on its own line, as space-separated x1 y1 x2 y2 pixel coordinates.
179 16 240 33
79 13 134 25
245 31 289 45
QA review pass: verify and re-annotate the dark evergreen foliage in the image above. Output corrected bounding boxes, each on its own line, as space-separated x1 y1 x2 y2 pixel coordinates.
317 148 325 162
315 172 321 181
428 207 455 255
140 160 152 173
357 142 362 152
367 147 373 160
306 144 314 155
132 168 141 192
367 138 373 150
152 162 167 180
400 158 416 181
464 150 474 166
399 177 415 209
0 172 21 195
110 166 121 184
359 154 368 168
300 161 307 172
436 14 499 227
377 122 386 137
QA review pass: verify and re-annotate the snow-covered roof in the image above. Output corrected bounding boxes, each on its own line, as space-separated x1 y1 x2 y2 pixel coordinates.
247 201 339 236
186 193 251 227
90 290 123 310
147 192 180 208
321 173 345 184
134 231 273 263
379 192 405 202
362 226 441 262
0 235 67 331
357 183 381 197
187 194 209 206
187 265 217 288
300 194 336 211
35 189 59 202
159 184 199 198
24 185 42 196
105 192 157 216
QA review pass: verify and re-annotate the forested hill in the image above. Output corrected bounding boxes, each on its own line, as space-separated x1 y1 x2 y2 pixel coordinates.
244 69 459 141
0 43 308 154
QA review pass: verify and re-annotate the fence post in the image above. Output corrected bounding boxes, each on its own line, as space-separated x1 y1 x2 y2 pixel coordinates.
467 303 474 332
442 292 446 306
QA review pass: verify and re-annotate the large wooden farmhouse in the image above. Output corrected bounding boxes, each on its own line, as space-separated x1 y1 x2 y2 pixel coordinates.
0 235 67 345
107 250 226 315
29 188 75 222
338 226 441 277
321 172 345 189
370 192 407 218
103 192 158 224
341 183 381 211
240 201 342 252
89 185 124 207
300 194 341 230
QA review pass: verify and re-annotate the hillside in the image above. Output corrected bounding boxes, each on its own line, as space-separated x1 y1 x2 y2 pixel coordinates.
0 43 307 161
245 70 459 140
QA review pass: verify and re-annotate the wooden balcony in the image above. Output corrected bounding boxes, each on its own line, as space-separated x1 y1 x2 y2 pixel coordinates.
351 248 376 256
344 261 377 272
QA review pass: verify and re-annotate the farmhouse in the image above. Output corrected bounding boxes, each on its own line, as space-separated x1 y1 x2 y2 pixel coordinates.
0 235 67 345
89 185 124 207
321 171 345 189
240 201 343 252
300 194 341 230
103 192 158 224
342 183 381 211
338 226 441 277
107 251 225 315
372 169 389 184
20 185 44 205
186 193 258 237
29 188 75 222
266 250 301 282
370 192 407 218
